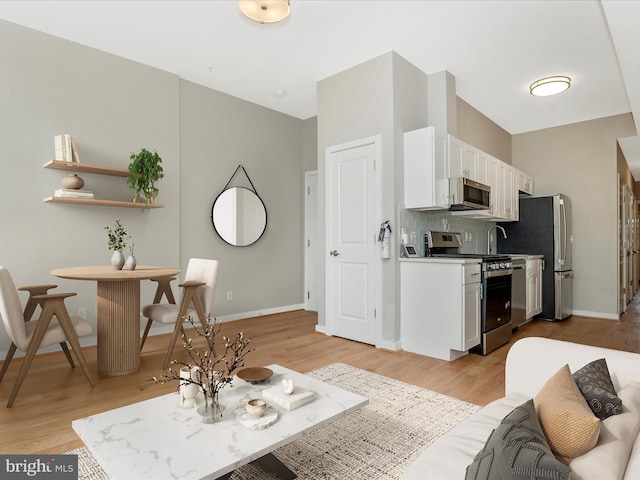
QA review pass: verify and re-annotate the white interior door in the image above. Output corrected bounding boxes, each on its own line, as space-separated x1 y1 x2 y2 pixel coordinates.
326 137 379 345
304 171 318 311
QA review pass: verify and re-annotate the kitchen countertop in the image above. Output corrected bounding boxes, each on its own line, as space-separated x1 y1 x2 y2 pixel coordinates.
399 257 481 264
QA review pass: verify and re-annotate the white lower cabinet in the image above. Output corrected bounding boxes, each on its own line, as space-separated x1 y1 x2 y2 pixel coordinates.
401 260 481 361
463 280 482 351
526 258 543 319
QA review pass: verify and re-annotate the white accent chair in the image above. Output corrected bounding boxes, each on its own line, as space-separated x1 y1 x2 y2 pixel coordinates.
0 266 95 407
140 259 219 369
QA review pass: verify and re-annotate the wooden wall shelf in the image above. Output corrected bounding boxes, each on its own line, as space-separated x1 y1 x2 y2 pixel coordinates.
43 160 164 209
43 197 164 209
44 160 129 177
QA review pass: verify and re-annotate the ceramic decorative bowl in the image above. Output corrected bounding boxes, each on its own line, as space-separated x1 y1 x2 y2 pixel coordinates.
237 367 273 384
245 398 267 418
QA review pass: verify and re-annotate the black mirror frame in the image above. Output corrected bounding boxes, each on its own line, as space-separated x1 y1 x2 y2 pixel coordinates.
211 186 268 247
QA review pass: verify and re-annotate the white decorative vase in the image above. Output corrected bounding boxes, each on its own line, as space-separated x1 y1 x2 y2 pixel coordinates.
179 366 199 409
110 251 125 270
61 173 85 190
124 255 137 270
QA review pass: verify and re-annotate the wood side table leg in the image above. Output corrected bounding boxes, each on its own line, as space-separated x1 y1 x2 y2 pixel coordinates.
97 280 141 375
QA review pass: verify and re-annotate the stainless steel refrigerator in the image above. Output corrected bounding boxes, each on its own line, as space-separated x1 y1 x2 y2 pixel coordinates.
497 194 572 321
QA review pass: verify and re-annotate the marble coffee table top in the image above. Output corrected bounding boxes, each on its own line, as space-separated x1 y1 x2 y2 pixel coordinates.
72 364 368 479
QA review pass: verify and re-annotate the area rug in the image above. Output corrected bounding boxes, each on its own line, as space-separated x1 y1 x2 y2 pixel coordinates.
69 363 480 479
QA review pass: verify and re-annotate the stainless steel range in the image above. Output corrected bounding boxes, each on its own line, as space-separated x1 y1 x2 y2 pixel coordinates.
424 231 513 355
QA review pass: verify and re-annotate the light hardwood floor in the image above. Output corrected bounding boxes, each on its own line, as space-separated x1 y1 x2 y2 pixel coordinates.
2 301 640 454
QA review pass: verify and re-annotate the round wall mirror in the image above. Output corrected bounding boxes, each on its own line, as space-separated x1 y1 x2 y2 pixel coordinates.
211 186 267 246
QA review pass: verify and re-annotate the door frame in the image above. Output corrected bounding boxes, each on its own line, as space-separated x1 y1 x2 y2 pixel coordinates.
304 170 318 311
619 173 629 314
324 135 383 347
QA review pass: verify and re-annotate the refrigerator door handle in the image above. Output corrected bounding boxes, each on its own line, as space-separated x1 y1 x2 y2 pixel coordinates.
559 199 567 266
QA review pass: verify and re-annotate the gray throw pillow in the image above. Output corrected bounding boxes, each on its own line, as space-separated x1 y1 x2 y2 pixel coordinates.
465 399 571 480
572 358 623 420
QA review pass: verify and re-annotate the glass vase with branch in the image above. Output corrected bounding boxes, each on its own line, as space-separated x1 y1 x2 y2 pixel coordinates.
151 314 254 422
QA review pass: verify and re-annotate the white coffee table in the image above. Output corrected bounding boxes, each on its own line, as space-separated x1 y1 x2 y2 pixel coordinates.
72 364 368 479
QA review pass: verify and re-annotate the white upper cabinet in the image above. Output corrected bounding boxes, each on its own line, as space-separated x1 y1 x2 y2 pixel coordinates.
448 135 464 179
475 148 489 186
498 162 514 220
404 126 532 219
517 170 534 195
448 135 478 180
403 127 449 210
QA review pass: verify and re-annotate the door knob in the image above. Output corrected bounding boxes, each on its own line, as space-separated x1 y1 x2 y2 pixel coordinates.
330 250 340 257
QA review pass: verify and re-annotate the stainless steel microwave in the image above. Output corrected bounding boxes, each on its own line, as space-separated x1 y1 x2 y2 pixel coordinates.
448 177 491 211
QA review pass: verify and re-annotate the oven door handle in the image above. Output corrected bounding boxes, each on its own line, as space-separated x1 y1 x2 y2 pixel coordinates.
484 268 513 278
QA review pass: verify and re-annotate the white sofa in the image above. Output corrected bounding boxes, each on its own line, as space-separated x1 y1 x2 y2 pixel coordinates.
401 337 640 480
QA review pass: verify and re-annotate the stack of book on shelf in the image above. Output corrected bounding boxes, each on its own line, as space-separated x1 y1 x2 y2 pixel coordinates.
262 385 315 411
54 134 80 163
54 188 94 199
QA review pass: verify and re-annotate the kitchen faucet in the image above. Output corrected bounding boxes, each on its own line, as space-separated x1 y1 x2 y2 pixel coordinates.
487 225 507 254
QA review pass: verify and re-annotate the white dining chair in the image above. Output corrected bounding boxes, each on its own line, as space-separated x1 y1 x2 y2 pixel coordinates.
140 258 219 369
0 266 95 407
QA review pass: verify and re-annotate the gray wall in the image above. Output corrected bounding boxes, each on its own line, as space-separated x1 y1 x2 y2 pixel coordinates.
302 116 318 173
457 98 512 164
0 20 180 354
513 114 636 318
0 20 305 355
179 80 304 317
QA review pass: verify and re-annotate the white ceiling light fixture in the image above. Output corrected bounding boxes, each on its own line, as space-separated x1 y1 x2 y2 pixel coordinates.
529 76 572 96
239 0 290 24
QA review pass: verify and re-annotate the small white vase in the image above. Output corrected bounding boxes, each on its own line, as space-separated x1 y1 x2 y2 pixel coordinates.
179 366 199 409
110 251 125 270
124 255 137 270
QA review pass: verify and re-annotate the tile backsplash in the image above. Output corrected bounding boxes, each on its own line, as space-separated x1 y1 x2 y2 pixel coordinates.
397 204 496 256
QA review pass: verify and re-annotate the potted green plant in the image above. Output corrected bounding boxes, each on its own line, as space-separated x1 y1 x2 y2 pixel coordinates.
127 148 164 204
105 219 130 269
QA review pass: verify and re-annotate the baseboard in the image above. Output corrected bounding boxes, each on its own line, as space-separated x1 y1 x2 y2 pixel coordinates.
146 304 306 334
216 304 305 323
377 339 402 351
313 326 401 351
0 304 306 359
571 309 620 320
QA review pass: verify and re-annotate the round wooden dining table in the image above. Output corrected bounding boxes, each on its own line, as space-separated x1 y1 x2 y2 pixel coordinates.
51 265 180 376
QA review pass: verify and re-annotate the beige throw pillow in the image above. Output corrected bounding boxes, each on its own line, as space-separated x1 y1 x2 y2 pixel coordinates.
534 364 601 463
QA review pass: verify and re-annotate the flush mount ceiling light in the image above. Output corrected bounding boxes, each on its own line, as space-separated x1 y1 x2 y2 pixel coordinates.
239 0 290 24
529 76 571 96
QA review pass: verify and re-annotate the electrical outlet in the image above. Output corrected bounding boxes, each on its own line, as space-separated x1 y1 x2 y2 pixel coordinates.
227 291 233 301
78 307 87 319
